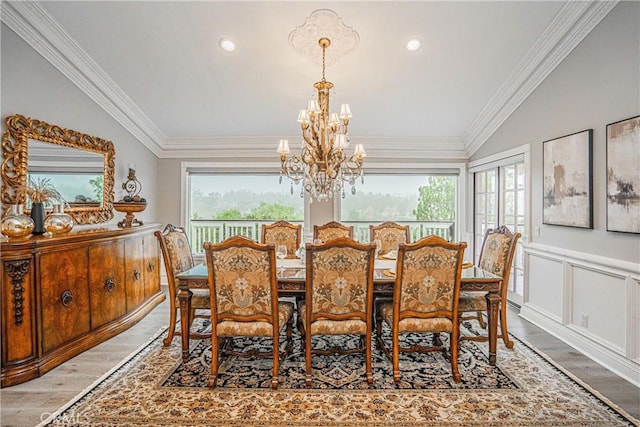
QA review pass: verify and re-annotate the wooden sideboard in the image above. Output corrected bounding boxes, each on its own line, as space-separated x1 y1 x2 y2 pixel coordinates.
0 223 165 387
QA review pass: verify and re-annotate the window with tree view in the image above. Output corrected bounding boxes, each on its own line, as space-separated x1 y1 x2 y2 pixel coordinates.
339 174 457 242
188 174 304 251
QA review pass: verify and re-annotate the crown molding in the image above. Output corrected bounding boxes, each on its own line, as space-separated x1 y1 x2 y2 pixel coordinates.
2 0 616 161
1 0 166 156
159 136 468 160
463 0 618 156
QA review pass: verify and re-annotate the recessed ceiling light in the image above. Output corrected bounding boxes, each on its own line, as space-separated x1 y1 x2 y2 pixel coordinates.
218 38 236 52
405 39 421 52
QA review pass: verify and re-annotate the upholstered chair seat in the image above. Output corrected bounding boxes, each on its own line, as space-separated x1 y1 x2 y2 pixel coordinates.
377 302 453 333
298 304 367 335
457 292 487 312
216 301 295 336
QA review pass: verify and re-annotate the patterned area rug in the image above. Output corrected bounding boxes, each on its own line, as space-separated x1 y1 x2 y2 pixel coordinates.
165 322 516 390
41 321 639 426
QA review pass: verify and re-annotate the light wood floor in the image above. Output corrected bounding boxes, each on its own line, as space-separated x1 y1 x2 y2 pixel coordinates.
1 299 638 427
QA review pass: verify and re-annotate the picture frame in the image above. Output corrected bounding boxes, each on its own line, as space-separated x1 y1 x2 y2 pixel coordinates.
543 129 593 229
606 115 640 234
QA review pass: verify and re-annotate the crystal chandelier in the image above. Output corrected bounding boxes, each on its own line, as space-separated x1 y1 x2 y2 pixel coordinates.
278 37 366 202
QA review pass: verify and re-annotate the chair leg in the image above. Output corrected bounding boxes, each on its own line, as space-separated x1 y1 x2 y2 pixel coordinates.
207 335 219 388
285 315 294 355
163 306 177 346
499 301 514 349
476 310 487 329
392 330 401 383
365 331 373 385
450 330 461 383
305 334 313 388
272 336 280 390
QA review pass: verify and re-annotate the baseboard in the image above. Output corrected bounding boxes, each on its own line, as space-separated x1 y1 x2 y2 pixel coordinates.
520 304 640 388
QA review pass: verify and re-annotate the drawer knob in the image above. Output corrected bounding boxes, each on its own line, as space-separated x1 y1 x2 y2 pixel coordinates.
133 269 141 280
60 290 74 307
147 261 154 272
105 278 116 292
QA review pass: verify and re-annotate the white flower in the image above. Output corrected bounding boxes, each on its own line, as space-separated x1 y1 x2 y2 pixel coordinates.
235 277 249 291
423 276 435 287
334 277 348 290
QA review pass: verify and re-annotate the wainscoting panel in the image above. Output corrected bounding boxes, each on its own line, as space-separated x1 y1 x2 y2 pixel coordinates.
521 243 640 387
570 265 627 354
526 253 564 321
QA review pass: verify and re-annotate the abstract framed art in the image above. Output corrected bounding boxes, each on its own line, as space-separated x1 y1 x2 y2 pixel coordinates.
606 115 640 234
542 129 593 228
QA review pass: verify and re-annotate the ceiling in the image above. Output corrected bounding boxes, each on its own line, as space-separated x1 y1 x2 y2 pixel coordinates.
1 1 616 160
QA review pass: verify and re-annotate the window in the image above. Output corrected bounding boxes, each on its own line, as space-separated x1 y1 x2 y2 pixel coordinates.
187 173 304 253
474 169 498 257
472 149 528 305
339 174 458 242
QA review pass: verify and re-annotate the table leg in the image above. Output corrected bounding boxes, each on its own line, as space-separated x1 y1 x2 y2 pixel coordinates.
177 286 193 363
485 291 500 366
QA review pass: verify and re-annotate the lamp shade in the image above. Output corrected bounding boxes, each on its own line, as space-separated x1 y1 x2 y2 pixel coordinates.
277 139 291 154
297 109 310 124
307 100 320 113
339 104 352 119
353 143 366 157
335 134 348 149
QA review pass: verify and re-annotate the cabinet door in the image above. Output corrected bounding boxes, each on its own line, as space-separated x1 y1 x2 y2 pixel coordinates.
1 258 36 365
143 234 160 298
125 237 145 311
89 241 126 329
40 247 90 353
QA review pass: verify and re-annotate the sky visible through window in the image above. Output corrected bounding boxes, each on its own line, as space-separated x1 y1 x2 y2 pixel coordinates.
190 174 304 220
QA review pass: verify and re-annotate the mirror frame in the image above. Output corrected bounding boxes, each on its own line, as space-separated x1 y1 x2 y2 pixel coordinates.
1 114 115 224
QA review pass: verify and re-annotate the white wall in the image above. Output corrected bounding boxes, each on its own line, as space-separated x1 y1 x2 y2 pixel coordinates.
1 23 159 225
472 2 640 385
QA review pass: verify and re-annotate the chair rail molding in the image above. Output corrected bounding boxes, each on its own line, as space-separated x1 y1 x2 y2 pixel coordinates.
521 242 639 387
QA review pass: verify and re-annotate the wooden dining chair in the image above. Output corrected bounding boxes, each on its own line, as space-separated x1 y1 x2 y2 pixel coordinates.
299 237 376 387
375 235 466 383
261 220 302 259
313 221 354 242
458 225 521 348
369 221 410 257
203 235 294 389
155 224 210 346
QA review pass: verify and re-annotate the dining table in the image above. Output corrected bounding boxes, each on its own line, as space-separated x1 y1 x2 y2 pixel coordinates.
175 257 503 365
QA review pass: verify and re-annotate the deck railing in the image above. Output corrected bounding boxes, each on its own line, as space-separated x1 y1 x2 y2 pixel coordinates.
188 219 455 254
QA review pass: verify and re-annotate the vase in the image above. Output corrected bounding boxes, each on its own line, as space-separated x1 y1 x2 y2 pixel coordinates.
30 202 46 235
1 204 35 238
44 204 74 234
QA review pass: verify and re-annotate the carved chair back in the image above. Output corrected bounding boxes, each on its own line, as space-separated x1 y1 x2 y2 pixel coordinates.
313 221 354 242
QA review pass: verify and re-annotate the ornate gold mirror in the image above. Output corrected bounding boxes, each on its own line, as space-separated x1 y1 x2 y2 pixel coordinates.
1 114 115 224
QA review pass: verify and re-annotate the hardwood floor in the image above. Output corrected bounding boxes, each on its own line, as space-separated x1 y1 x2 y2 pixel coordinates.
1 299 638 426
